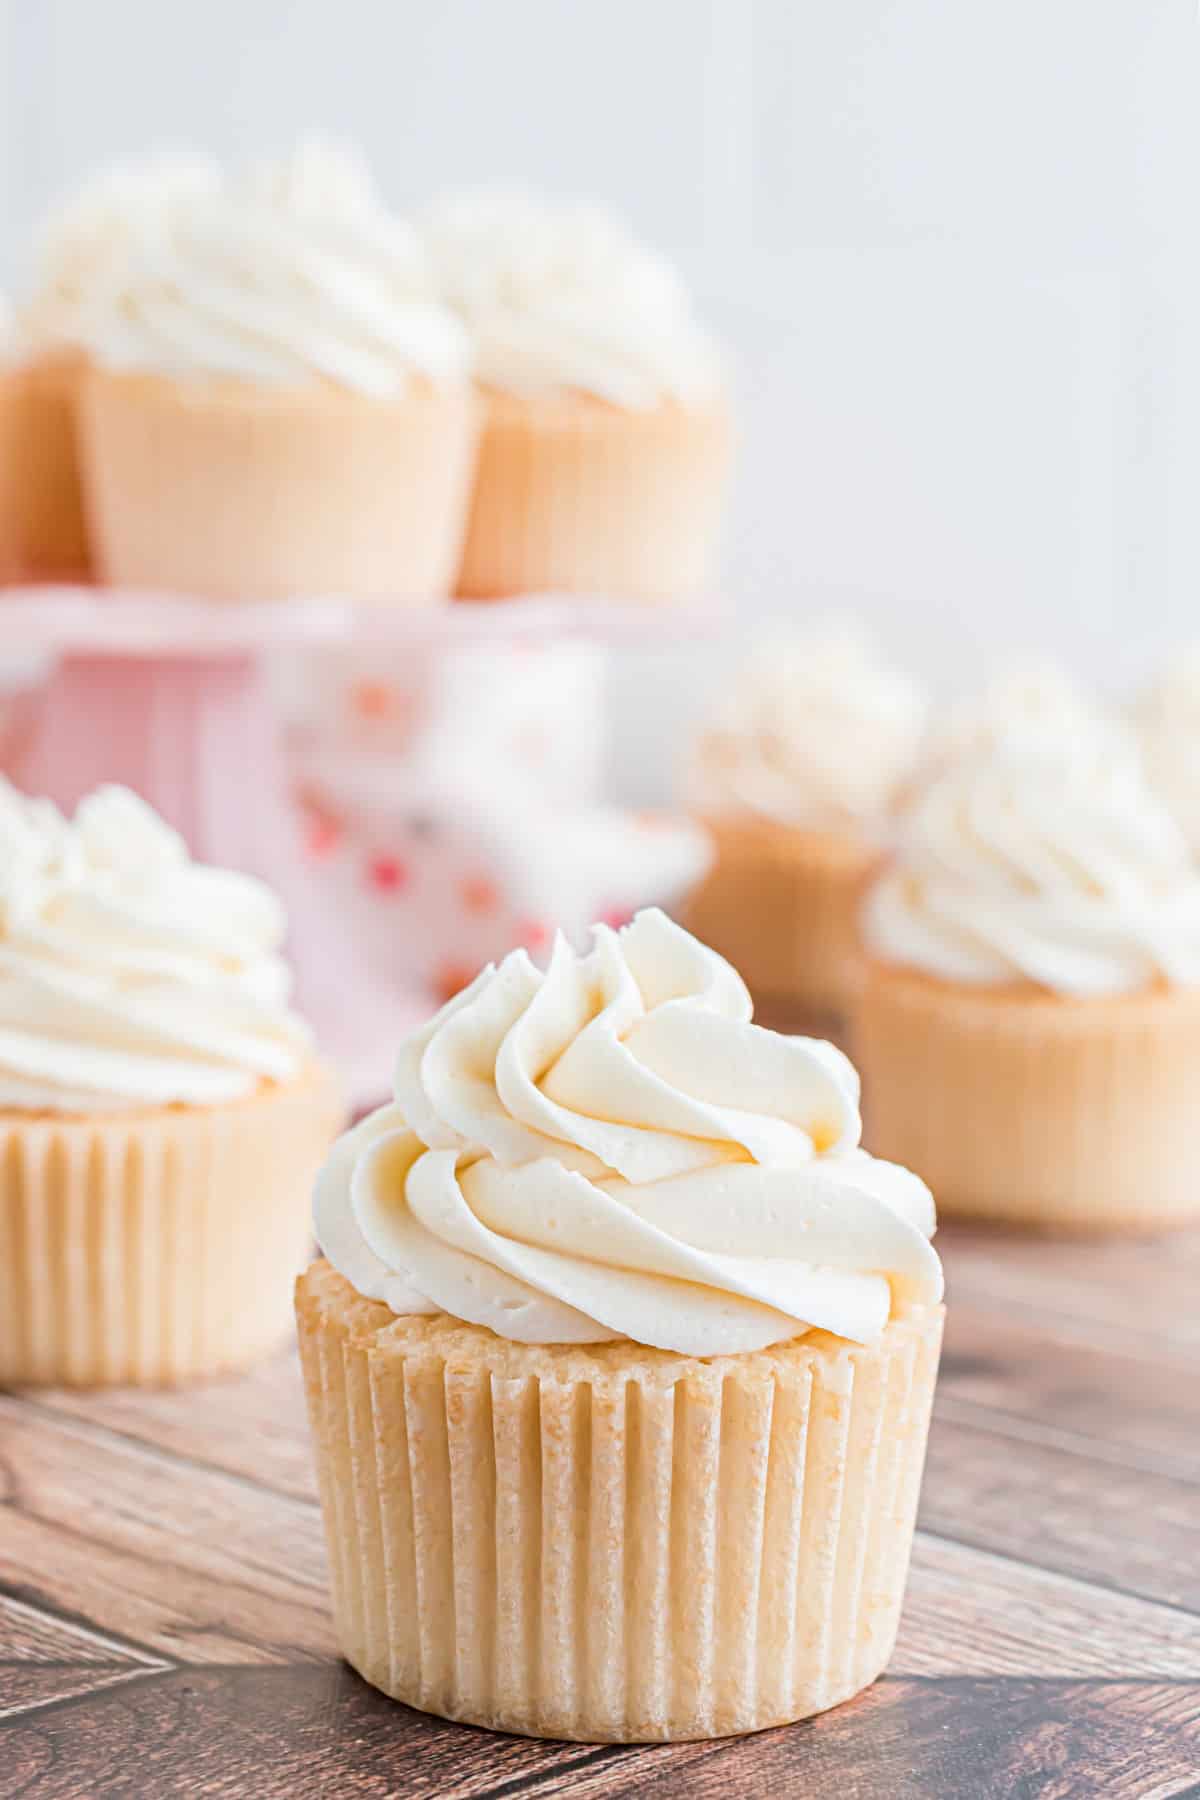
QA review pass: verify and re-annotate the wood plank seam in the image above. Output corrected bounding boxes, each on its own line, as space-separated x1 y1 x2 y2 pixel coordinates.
479 1743 631 1798
933 1393 1200 1484
0 1589 170 1668
912 1527 1200 1628
938 1288 1200 1361
0 1662 172 1726
0 1390 321 1514
942 1305 1200 1371
0 1579 179 1670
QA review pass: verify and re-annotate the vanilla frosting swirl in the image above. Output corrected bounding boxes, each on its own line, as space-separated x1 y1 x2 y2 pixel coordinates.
865 737 1200 995
1134 648 1200 857
932 662 1117 765
316 909 940 1353
0 781 311 1112
82 137 470 394
689 628 926 831
21 151 222 351
422 187 722 409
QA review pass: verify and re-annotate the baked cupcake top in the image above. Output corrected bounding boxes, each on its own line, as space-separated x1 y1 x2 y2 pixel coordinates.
864 734 1200 996
315 908 941 1353
80 136 470 394
20 150 222 353
1134 648 1200 857
0 780 311 1112
688 627 926 834
421 186 722 409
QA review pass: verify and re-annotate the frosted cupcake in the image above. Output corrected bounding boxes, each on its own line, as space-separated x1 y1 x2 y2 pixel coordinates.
857 733 1200 1232
298 908 943 1742
0 780 341 1384
1134 648 1200 857
11 151 220 583
684 627 926 1025
423 188 730 600
79 138 479 602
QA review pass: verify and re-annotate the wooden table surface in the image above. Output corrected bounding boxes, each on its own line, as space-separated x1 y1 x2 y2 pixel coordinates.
2 1221 1199 1799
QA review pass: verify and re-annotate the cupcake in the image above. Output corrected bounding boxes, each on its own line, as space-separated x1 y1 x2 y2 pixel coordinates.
683 626 926 1026
79 137 479 603
422 188 730 601
0 780 341 1384
10 151 221 583
856 732 1200 1232
1134 648 1200 857
298 908 943 1742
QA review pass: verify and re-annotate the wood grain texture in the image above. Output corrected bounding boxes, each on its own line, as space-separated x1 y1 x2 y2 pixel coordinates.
938 1220 1200 1350
2 1222 1199 1796
938 1300 1200 1474
28 1349 317 1502
0 1594 166 1722
0 1394 333 1666
922 1414 1200 1613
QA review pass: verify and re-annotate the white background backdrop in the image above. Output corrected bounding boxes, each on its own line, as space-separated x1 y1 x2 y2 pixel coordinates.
1 1 1197 787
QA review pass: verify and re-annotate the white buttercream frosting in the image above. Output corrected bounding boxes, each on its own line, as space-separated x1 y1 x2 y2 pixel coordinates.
865 734 1200 996
1134 648 1200 857
79 136 470 394
21 151 223 351
933 662 1116 764
421 186 722 409
688 627 926 831
0 780 311 1112
315 909 941 1353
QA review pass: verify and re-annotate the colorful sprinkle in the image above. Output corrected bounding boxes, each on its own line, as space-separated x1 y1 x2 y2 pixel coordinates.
461 875 501 917
351 679 401 721
367 854 409 894
516 917 551 952
304 814 343 859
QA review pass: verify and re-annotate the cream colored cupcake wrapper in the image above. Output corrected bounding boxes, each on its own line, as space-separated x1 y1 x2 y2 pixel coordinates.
80 367 481 604
297 1261 943 1742
685 818 881 1022
857 962 1200 1233
455 391 730 602
0 1062 340 1387
3 349 93 582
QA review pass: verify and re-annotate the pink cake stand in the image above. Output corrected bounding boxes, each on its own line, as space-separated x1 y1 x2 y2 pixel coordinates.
0 587 718 1106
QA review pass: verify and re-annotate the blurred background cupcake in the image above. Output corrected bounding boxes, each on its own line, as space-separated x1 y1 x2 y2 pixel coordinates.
856 728 1200 1233
682 624 925 1029
0 779 341 1385
9 150 220 583
79 137 479 603
423 187 731 601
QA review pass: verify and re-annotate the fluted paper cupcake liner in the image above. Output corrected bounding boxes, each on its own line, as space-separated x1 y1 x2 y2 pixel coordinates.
454 388 730 602
3 349 93 582
684 817 881 1024
0 1062 341 1386
856 960 1200 1232
297 1259 942 1742
80 367 480 603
